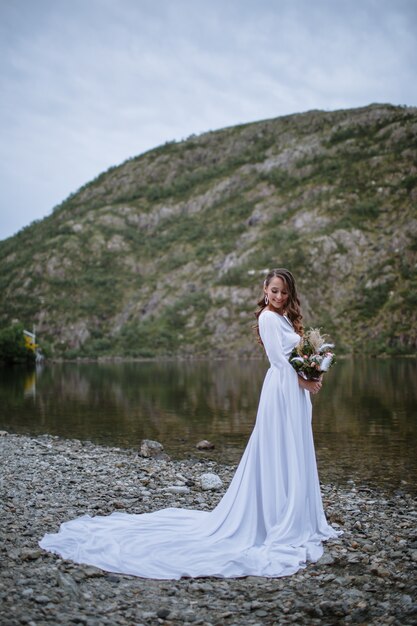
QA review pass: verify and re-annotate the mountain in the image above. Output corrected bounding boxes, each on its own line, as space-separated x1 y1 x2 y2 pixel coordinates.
1 103 416 358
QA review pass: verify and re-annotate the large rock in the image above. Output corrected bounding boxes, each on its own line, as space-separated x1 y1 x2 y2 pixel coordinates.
196 440 215 450
200 473 223 491
139 439 169 460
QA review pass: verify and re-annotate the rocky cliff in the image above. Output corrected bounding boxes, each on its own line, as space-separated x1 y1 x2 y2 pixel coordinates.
1 103 416 357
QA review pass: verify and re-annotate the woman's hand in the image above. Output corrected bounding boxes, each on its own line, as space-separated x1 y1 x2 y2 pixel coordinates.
298 375 323 394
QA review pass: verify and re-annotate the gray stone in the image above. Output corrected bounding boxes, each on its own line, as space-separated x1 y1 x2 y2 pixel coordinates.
56 571 80 597
79 565 105 578
165 485 190 494
196 440 215 450
318 553 335 566
200 473 223 491
21 548 43 561
22 588 34 597
34 595 51 604
139 439 169 459
180 612 197 623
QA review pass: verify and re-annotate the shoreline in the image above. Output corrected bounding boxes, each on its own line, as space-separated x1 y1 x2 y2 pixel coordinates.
1 432 416 625
8 352 417 367
4 352 416 367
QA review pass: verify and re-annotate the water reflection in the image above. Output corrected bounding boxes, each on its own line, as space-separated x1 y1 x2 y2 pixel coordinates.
0 358 416 493
313 358 417 491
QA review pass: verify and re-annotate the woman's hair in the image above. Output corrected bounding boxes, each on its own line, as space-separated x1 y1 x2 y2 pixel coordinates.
254 268 304 343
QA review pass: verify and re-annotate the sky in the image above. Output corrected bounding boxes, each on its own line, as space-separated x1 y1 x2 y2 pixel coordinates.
1 0 416 241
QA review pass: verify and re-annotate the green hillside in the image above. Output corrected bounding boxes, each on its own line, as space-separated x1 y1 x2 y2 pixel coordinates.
1 103 416 358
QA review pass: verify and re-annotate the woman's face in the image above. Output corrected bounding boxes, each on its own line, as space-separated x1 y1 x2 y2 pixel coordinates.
264 276 289 314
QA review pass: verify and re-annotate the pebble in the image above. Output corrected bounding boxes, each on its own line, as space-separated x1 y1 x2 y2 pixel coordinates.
0 432 416 626
22 588 34 597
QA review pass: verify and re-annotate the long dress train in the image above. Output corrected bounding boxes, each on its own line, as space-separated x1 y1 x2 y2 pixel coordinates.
39 310 341 579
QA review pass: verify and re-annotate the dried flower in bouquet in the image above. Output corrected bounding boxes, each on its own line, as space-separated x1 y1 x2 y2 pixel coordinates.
289 328 335 380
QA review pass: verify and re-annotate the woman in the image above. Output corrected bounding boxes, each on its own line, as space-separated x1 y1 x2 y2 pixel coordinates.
40 268 341 578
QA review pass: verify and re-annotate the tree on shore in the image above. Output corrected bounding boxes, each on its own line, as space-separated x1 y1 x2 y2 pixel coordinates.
0 324 36 365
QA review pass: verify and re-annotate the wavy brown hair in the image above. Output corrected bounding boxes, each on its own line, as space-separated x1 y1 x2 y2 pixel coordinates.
254 268 304 343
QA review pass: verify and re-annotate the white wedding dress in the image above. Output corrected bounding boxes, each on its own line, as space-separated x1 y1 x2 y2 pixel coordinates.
40 310 341 579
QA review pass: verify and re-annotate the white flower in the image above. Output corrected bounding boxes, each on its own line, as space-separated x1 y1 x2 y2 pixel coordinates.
320 354 333 372
319 342 334 353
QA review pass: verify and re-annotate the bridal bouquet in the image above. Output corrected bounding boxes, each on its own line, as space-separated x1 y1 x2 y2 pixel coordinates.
289 328 335 380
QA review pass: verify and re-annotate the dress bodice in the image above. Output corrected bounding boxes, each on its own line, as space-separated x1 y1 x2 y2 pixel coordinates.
275 313 301 358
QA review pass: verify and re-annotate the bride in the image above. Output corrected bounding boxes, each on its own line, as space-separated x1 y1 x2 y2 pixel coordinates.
40 268 341 579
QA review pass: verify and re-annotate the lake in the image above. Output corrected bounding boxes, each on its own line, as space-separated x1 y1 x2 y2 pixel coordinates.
0 358 416 493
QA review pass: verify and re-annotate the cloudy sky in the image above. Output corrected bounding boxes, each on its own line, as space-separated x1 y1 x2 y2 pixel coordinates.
1 0 416 241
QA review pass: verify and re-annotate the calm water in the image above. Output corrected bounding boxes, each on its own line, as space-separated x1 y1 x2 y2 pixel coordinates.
0 358 416 493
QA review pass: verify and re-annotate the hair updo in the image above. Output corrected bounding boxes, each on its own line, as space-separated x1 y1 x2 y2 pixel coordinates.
254 268 304 343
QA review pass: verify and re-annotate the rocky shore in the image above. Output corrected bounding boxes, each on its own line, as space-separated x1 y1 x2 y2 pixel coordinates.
1 433 416 626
